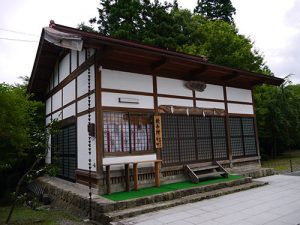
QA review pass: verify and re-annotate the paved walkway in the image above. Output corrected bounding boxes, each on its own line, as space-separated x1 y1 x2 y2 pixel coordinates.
118 175 300 225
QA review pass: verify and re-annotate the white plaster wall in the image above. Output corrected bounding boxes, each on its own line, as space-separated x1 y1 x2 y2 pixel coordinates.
63 80 75 105
77 65 95 97
53 63 59 87
102 92 154 109
101 69 153 93
59 53 70 82
79 49 86 66
71 50 77 72
158 97 193 107
157 77 193 97
228 103 254 114
77 112 97 171
196 84 224 100
52 110 62 121
103 154 157 170
77 94 95 113
46 97 51 115
226 87 252 103
52 90 62 111
196 100 225 109
63 103 76 119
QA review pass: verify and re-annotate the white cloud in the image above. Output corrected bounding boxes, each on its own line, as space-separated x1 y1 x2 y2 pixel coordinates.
232 0 300 83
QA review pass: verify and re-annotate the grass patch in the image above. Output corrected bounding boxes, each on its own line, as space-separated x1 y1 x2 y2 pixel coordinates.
262 150 300 172
102 175 243 201
0 205 83 225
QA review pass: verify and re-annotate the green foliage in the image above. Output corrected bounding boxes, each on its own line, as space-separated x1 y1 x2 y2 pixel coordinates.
0 80 44 171
89 1 269 73
0 206 83 225
178 17 269 73
77 22 96 33
194 0 236 24
254 81 300 157
89 0 187 49
261 150 300 172
0 78 60 206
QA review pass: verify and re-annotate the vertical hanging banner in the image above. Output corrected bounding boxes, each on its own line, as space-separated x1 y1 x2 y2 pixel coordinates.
154 115 163 149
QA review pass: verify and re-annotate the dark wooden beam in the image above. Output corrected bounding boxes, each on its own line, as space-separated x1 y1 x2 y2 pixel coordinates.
95 45 112 64
151 56 168 71
188 65 207 80
251 78 265 87
222 71 240 83
58 49 70 61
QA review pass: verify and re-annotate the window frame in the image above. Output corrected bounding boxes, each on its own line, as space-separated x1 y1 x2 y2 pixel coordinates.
161 114 228 165
51 117 77 182
229 116 258 158
102 110 155 156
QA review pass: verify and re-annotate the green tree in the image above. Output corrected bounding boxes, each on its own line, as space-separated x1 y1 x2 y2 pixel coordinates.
178 17 270 73
254 80 300 158
89 0 183 49
0 81 43 171
194 0 236 24
5 119 59 225
0 79 44 198
89 1 267 72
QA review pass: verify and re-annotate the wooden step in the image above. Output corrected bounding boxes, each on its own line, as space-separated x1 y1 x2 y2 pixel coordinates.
196 171 225 179
184 161 229 183
192 165 219 172
188 162 214 169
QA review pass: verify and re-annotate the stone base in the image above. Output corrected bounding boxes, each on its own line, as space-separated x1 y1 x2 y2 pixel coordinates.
32 175 268 225
230 167 276 178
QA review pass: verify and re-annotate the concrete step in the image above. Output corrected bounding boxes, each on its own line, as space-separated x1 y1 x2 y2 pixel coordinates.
100 177 252 214
107 180 268 224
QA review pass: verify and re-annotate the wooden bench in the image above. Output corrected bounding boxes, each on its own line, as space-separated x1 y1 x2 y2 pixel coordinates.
103 160 162 194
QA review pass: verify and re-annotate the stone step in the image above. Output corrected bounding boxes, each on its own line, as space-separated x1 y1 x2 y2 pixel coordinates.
99 177 252 214
106 180 268 224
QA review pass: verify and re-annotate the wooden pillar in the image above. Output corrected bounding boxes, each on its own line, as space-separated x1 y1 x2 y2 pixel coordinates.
106 165 111 194
133 163 138 191
251 89 261 165
125 163 130 192
223 86 233 167
154 161 161 187
95 60 103 189
153 75 162 161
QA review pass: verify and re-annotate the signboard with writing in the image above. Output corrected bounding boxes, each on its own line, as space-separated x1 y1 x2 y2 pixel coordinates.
154 115 163 149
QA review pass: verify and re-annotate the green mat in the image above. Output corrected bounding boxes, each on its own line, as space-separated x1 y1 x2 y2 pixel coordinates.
102 175 243 201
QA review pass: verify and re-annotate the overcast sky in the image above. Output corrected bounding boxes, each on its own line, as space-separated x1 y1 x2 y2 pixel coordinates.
0 0 299 85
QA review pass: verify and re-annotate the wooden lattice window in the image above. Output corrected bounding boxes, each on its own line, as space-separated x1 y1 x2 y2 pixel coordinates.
103 112 154 153
51 124 77 182
229 117 257 158
161 115 227 164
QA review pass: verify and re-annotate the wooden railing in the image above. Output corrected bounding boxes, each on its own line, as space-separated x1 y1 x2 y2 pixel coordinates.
103 160 162 194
